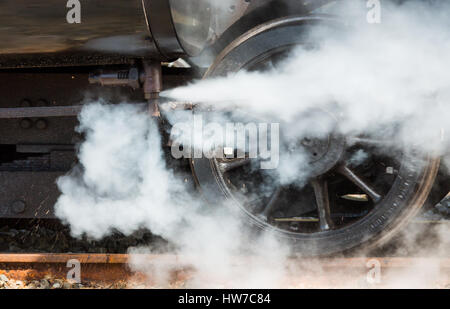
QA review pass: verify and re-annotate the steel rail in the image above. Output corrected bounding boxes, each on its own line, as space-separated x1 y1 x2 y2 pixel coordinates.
0 254 449 287
1 254 450 267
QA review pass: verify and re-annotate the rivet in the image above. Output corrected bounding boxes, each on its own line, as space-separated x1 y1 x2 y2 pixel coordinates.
20 99 32 107
36 119 48 130
11 200 26 214
19 118 33 129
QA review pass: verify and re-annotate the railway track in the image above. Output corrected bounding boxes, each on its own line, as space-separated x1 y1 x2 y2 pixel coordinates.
0 253 449 288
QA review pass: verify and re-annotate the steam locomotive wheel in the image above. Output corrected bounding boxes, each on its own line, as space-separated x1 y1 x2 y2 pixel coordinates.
190 17 441 255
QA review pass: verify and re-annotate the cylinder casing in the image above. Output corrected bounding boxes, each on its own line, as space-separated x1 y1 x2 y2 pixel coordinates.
0 0 160 67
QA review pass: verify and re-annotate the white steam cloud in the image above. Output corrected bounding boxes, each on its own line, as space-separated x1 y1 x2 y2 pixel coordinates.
55 0 449 288
166 1 450 157
55 103 291 288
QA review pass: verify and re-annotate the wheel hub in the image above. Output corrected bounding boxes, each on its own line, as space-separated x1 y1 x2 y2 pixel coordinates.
301 134 345 178
284 110 345 178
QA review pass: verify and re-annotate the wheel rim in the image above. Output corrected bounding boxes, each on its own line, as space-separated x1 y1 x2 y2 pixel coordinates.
211 132 418 234
190 18 440 253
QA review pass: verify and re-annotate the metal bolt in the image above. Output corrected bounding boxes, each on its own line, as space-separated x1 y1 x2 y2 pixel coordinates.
20 99 32 107
301 138 313 146
36 99 49 106
11 200 26 214
35 119 48 130
19 118 33 129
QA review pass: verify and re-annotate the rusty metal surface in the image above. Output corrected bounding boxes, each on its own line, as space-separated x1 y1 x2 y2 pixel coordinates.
1 253 450 267
0 254 179 284
0 254 449 287
0 263 138 284
0 253 129 263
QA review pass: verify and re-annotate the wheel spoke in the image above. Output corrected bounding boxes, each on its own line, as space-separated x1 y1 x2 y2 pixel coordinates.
347 136 396 148
337 164 382 203
258 187 282 221
218 158 251 173
311 178 334 231
243 196 265 212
